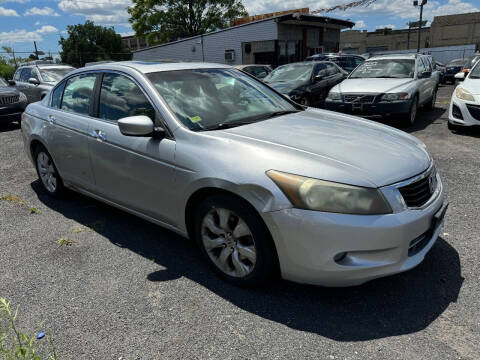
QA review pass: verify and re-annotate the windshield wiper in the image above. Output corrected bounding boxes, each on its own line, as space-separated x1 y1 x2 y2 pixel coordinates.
201 110 302 131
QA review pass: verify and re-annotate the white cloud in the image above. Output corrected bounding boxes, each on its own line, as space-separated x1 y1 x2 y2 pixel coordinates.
353 19 366 29
376 24 396 29
36 25 58 34
34 21 42 26
0 26 58 43
0 6 19 16
58 0 132 25
25 7 60 16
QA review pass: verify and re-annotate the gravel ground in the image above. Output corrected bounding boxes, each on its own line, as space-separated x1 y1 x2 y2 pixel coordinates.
1 84 479 360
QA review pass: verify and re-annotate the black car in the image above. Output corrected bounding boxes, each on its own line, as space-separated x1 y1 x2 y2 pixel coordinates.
263 61 347 107
305 54 365 73
444 58 468 84
0 78 27 125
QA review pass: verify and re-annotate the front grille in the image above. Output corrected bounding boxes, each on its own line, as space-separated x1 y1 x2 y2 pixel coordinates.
398 172 435 208
452 104 463 120
343 94 375 103
0 95 19 105
466 104 480 121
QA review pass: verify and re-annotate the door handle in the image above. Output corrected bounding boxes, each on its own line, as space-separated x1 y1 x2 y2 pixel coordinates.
89 129 106 141
47 115 55 124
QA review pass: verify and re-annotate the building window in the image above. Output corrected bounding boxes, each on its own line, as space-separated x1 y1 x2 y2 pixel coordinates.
225 50 235 62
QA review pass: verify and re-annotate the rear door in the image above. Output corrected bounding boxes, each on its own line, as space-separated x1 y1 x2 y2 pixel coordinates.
45 73 98 190
87 71 177 224
310 63 330 106
416 57 430 105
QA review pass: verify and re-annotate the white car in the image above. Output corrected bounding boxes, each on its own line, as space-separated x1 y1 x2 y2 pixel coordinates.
448 61 480 130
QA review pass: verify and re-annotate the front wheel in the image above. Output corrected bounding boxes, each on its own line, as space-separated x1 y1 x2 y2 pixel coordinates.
194 194 278 286
425 88 437 111
403 96 418 127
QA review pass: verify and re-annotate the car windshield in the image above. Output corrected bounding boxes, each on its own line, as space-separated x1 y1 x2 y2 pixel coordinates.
447 59 467 67
147 68 299 131
468 55 480 69
469 61 480 79
0 78 7 87
349 59 415 79
264 64 313 83
40 67 75 83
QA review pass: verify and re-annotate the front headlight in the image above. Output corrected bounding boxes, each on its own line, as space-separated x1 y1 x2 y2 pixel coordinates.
381 92 410 101
327 92 342 101
455 87 475 102
267 170 392 215
18 92 27 102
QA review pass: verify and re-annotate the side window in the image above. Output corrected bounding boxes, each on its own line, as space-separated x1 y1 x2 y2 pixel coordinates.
314 63 328 78
417 58 427 75
326 63 339 76
99 73 155 122
60 73 97 116
20 68 33 82
14 69 23 81
50 82 66 109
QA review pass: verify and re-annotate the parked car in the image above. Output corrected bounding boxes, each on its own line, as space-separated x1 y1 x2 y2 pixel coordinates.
435 61 446 84
424 55 441 86
21 61 446 287
305 54 365 73
325 54 438 126
463 53 480 74
448 59 480 130
10 61 75 103
444 58 468 84
263 61 347 106
234 64 272 80
0 77 27 125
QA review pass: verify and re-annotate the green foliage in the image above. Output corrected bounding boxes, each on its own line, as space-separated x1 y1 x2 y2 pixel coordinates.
0 298 58 360
57 237 75 247
128 0 248 45
59 21 132 67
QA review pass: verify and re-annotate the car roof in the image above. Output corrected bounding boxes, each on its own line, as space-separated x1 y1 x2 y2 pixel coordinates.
234 64 270 68
368 53 418 61
82 61 232 74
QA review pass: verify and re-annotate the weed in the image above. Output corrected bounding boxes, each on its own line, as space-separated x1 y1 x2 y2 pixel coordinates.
72 226 86 234
30 207 41 214
0 298 58 359
57 237 75 247
0 195 25 206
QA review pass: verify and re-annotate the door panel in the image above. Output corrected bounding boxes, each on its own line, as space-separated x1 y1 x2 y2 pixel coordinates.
87 120 177 223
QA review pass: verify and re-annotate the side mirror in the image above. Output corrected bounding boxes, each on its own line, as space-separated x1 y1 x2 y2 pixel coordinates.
420 71 431 78
455 72 465 81
314 75 324 82
8 80 15 86
28 78 40 85
118 115 155 137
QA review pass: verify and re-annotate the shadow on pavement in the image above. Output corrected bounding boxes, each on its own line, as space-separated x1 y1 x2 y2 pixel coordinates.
0 121 20 133
32 180 463 342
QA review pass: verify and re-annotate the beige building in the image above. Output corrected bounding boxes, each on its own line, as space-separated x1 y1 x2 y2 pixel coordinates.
340 11 480 54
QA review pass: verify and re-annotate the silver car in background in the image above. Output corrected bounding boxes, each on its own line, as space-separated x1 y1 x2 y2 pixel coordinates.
21 61 447 287
11 62 75 103
325 54 438 126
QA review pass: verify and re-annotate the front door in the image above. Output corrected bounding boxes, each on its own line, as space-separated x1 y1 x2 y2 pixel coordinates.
87 72 177 224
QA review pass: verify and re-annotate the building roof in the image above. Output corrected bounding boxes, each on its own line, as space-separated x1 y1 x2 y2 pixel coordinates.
134 13 354 53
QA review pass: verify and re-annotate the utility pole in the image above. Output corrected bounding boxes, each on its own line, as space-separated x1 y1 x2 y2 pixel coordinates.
413 0 427 52
33 41 39 60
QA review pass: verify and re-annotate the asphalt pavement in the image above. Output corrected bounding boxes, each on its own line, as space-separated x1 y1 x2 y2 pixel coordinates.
1 84 479 359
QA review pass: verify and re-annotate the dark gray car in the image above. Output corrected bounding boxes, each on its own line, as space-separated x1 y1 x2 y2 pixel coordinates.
0 77 27 124
11 63 75 103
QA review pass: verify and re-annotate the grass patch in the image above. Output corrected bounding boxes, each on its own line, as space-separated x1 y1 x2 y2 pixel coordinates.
0 195 25 205
0 298 58 359
30 207 41 214
73 226 86 234
57 237 75 247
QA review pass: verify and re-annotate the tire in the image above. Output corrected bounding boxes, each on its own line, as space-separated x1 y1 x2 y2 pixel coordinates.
425 88 437 111
194 194 278 286
34 145 65 198
403 96 418 127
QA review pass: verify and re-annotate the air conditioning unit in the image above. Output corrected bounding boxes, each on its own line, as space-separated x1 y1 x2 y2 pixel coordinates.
225 50 235 61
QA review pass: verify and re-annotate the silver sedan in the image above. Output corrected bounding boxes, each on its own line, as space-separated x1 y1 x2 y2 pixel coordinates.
21 61 447 287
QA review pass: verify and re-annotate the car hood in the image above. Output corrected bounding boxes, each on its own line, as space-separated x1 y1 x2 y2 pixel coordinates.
335 78 415 94
0 87 19 96
462 78 480 94
214 109 430 188
265 80 306 94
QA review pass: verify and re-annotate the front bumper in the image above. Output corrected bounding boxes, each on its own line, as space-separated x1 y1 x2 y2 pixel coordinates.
262 177 445 287
448 96 480 127
325 99 412 118
0 103 26 123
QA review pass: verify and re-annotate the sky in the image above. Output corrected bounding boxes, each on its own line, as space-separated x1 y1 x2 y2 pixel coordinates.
0 0 478 56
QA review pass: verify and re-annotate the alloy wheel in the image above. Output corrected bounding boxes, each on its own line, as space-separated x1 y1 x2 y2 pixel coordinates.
201 208 256 278
37 151 57 193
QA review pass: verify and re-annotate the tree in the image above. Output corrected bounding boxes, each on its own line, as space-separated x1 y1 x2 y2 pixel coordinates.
59 21 131 67
128 0 248 45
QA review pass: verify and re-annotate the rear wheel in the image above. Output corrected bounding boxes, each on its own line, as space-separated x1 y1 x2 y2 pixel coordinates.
34 145 65 197
194 194 278 286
